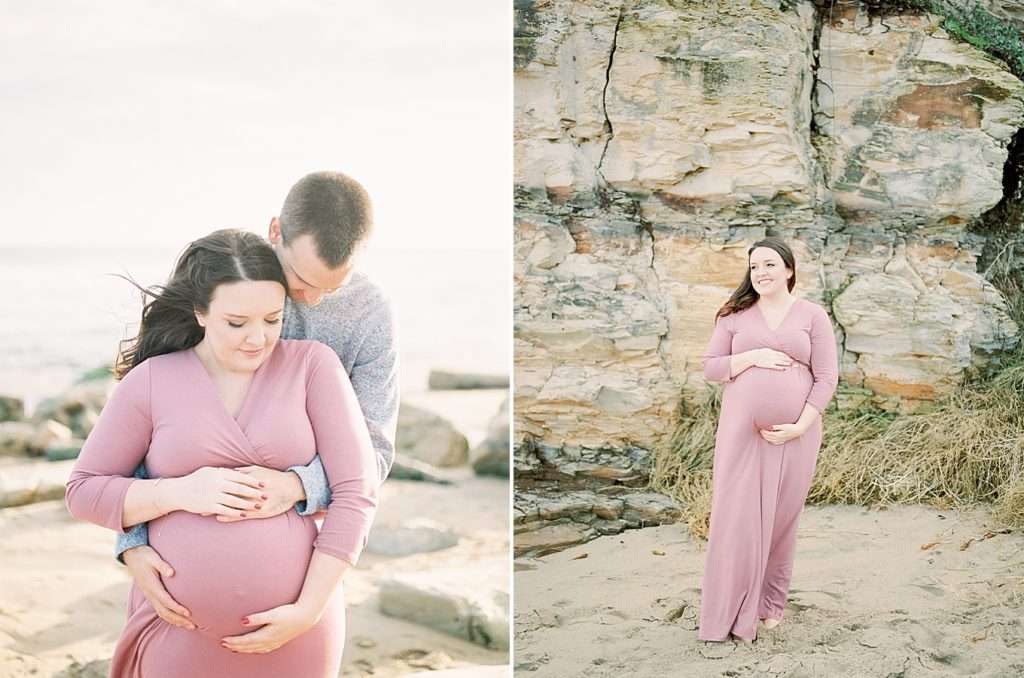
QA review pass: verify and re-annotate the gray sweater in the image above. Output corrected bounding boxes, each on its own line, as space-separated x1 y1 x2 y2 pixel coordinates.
114 271 399 559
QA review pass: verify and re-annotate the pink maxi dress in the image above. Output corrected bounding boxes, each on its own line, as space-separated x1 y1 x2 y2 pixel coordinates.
66 339 378 677
697 298 838 642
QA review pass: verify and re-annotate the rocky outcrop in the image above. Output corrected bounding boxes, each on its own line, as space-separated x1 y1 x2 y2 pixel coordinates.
471 397 510 477
397 403 470 468
367 518 460 557
379 559 510 651
428 370 509 390
0 460 75 508
514 0 1024 505
32 379 112 439
514 488 682 557
816 9 1023 405
0 395 24 423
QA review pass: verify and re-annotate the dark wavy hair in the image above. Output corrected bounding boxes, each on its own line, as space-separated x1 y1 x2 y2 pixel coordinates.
715 237 797 321
114 229 288 380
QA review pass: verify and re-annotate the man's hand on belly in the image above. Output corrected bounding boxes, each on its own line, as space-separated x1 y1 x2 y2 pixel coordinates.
215 466 304 523
123 545 196 631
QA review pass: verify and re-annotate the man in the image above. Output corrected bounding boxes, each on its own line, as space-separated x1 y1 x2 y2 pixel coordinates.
116 171 399 641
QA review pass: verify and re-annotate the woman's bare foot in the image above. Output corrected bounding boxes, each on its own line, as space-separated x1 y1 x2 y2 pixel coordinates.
761 617 781 629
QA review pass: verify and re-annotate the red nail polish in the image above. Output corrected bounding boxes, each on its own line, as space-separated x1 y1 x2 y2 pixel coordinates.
240 512 247 517
255 504 262 509
242 618 250 625
261 494 268 500
259 482 266 488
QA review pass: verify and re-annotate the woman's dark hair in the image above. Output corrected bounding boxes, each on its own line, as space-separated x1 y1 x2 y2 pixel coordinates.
715 237 797 321
114 229 288 380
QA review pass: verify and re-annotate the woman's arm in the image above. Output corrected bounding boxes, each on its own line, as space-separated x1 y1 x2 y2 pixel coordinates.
760 307 841 445
66 360 266 531
121 467 267 528
66 361 154 533
303 342 379 564
805 306 840 414
703 315 737 383
703 314 789 382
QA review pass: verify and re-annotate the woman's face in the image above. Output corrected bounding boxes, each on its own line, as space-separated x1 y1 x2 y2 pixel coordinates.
748 247 792 297
195 280 286 372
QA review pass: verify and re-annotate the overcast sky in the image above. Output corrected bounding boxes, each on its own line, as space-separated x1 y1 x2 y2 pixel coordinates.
1 2 510 250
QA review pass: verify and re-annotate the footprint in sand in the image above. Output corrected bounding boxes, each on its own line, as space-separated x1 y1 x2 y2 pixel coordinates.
699 641 736 659
658 601 698 630
910 583 945 597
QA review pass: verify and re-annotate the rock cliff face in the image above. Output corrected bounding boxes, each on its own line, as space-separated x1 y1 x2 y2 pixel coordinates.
514 0 1024 542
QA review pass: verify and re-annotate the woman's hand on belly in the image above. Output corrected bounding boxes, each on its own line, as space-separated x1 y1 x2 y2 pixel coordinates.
169 466 267 518
759 403 821 445
214 466 304 523
749 348 794 370
220 602 318 654
759 422 807 445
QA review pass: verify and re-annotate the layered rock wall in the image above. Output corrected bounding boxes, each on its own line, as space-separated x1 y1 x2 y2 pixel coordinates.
514 0 1024 502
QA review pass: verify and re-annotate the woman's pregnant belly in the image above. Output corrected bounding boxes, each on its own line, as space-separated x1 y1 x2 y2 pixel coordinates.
724 363 813 431
149 511 318 639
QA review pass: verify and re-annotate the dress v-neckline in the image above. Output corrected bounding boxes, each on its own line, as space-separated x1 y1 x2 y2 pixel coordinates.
189 347 269 426
756 297 799 332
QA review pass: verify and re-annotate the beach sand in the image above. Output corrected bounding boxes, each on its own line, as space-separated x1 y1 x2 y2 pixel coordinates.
0 389 510 678
514 503 1024 678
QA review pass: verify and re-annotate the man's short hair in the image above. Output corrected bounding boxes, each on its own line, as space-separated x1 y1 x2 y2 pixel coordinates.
279 171 373 268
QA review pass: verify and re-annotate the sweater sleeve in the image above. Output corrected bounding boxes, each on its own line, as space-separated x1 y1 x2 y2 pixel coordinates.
304 342 379 566
288 455 331 517
65 360 154 534
348 300 399 483
805 305 840 414
113 463 152 563
702 314 736 383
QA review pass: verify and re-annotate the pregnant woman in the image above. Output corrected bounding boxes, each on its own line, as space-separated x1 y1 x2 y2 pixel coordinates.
697 237 838 643
66 229 378 677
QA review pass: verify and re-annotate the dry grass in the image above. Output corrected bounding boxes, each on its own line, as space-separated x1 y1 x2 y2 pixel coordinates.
649 392 717 540
650 355 1024 539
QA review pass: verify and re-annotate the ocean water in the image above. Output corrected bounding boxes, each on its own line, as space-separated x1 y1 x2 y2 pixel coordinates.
0 245 510 413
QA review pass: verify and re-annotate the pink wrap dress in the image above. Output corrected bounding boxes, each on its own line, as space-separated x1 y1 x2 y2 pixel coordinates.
697 298 838 642
66 339 379 677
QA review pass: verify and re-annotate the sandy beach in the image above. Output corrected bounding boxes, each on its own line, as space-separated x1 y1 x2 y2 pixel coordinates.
0 389 510 678
514 503 1024 678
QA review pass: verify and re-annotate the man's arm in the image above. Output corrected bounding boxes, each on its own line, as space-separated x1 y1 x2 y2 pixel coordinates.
346 298 399 484
288 456 329 516
289 297 399 514
115 463 151 563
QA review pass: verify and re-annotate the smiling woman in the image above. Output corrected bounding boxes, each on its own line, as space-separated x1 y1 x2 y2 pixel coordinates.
697 237 839 642
64 229 379 677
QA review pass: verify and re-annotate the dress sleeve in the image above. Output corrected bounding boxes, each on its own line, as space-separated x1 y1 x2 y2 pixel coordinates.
702 314 736 383
65 360 154 534
304 342 379 566
805 305 839 414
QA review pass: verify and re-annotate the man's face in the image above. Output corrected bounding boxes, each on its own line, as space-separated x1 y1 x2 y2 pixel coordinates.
269 219 355 306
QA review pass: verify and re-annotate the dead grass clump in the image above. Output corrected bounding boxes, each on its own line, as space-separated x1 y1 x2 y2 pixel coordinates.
994 476 1024 528
649 391 717 540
